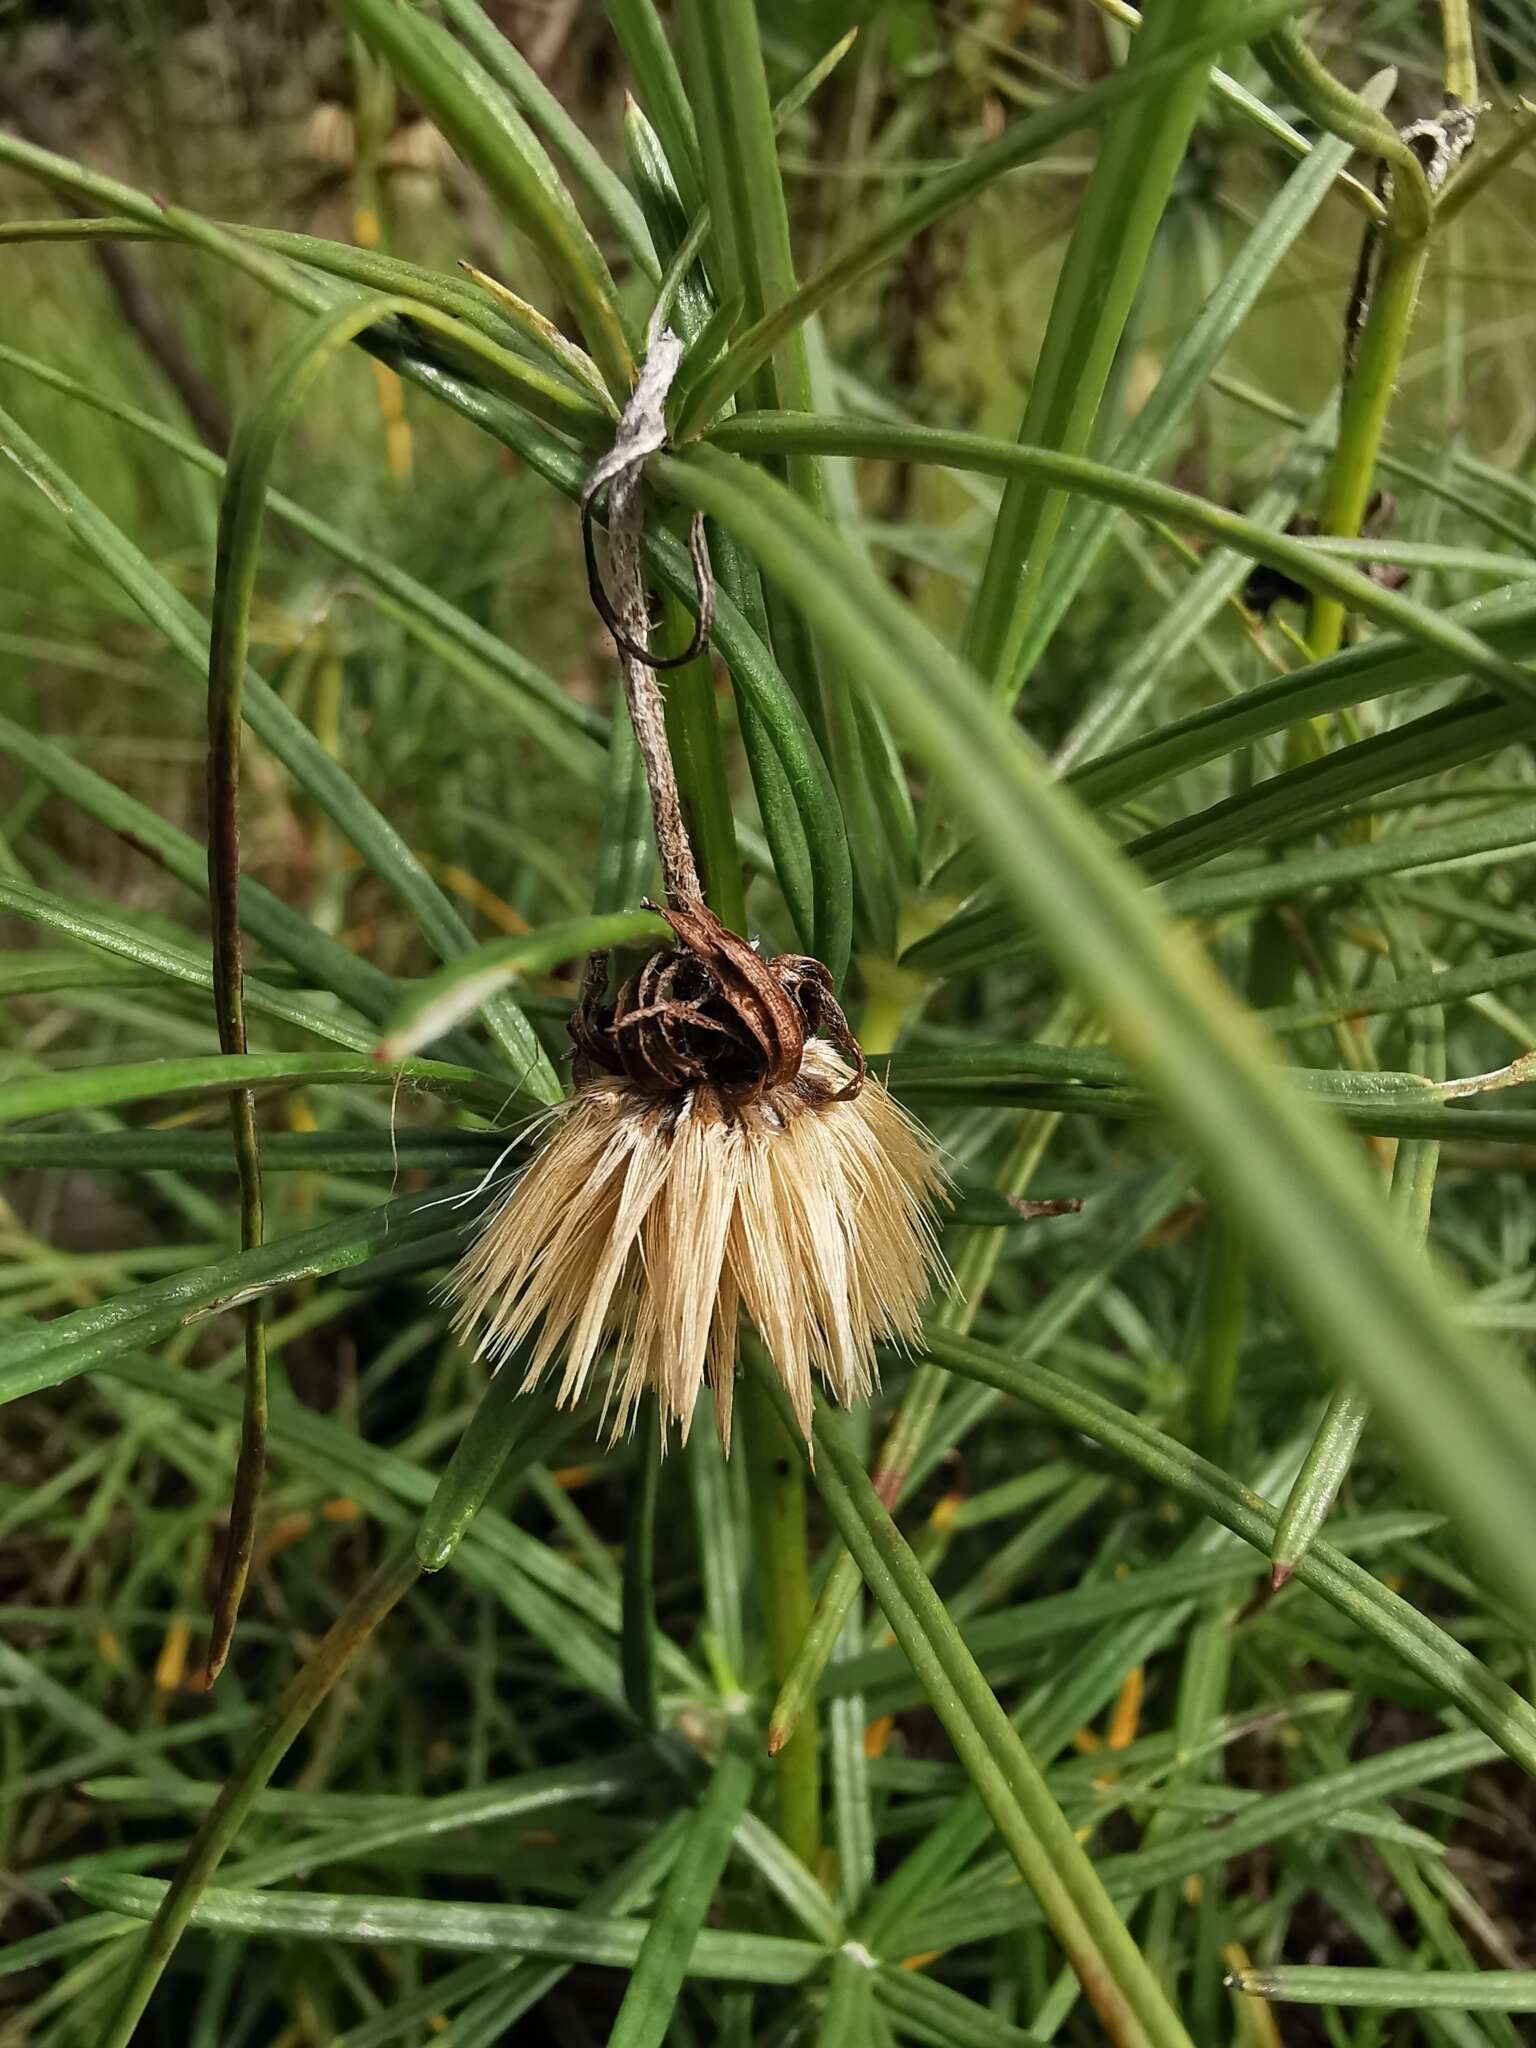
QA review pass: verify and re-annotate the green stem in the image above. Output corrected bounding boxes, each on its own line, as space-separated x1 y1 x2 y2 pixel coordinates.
1304 231 1430 672
1439 0 1478 107
772 1374 1194 2048
1249 27 1436 741
1254 25 1431 234
740 1362 821 1871
767 1007 1079 1749
1192 1206 1247 1463
99 1541 422 2048
673 0 898 954
623 1400 663 1731
659 590 747 930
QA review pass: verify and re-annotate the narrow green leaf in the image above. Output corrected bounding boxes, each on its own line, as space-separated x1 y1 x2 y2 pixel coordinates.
1262 946 1536 1037
909 797 1536 979
0 221 613 408
671 0 1313 439
1068 581 1536 813
1131 693 1525 881
684 1424 745 1680
818 1952 878 2048
675 0 903 955
966 0 1239 699
654 440 1536 1626
0 403 561 1095
416 1378 561 1574
0 1053 498 1131
911 1727 1497 1951
74 1874 823 1982
1230 1968 1536 2011
337 0 635 393
0 343 608 776
926 1330 1536 1776
376 910 670 1059
0 711 415 1039
705 417 1536 713
0 1132 488 1176
607 1748 757 2048
0 881 372 1050
593 690 657 916
0 1185 459 1404
433 0 658 280
621 1401 663 1732
761 1373 1193 2048
607 0 705 217
94 1543 424 2048
1011 72 1392 688
873 1967 1048 2048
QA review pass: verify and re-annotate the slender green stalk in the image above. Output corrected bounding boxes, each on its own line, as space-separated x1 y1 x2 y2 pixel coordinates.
607 1748 756 2048
1232 1968 1536 2011
1249 26 1439 692
1192 1208 1247 1463
925 1328 1536 1777
1271 895 1445 1578
337 0 636 393
1304 232 1431 672
741 1365 821 1871
1439 0 1478 106
658 591 747 931
761 1368 1194 2048
767 1017 1079 1748
673 0 900 951
699 416 1536 710
622 1401 663 1732
964 0 1236 703
98 1542 422 2048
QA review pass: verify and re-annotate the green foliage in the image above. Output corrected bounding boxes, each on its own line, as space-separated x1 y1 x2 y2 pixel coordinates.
3 2 1536 2042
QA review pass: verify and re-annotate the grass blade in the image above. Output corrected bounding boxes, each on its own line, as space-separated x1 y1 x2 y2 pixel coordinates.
74 1874 823 1981
0 402 562 1095
705 416 1536 712
964 0 1239 701
670 0 1311 439
926 1329 1536 1776
337 0 635 393
0 1184 459 1403
654 439 1536 1626
607 1747 756 2048
375 909 670 1058
621 1401 663 1732
0 880 372 1050
756 1367 1194 2048
93 1542 423 2048
1229 1968 1536 2010
433 0 658 281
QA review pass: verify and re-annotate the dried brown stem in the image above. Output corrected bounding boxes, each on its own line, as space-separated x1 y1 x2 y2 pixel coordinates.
579 328 707 910
606 466 703 907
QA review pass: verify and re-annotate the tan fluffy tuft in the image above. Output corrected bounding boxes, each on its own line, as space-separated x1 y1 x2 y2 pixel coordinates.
448 1044 946 1447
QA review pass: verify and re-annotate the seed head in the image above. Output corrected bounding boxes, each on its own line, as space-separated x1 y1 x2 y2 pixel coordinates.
448 906 947 1446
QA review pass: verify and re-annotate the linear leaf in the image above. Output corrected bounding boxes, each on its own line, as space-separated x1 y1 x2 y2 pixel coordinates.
337 0 635 392
653 440 1536 1625
607 1748 757 2048
376 910 670 1058
73 1874 824 1982
707 416 1536 712
0 881 372 1049
0 404 560 1095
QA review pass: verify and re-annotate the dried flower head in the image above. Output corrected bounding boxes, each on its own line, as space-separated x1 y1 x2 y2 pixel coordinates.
448 903 947 1447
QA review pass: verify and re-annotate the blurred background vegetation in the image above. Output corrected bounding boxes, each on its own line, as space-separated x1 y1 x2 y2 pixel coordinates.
4 2 1536 2042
